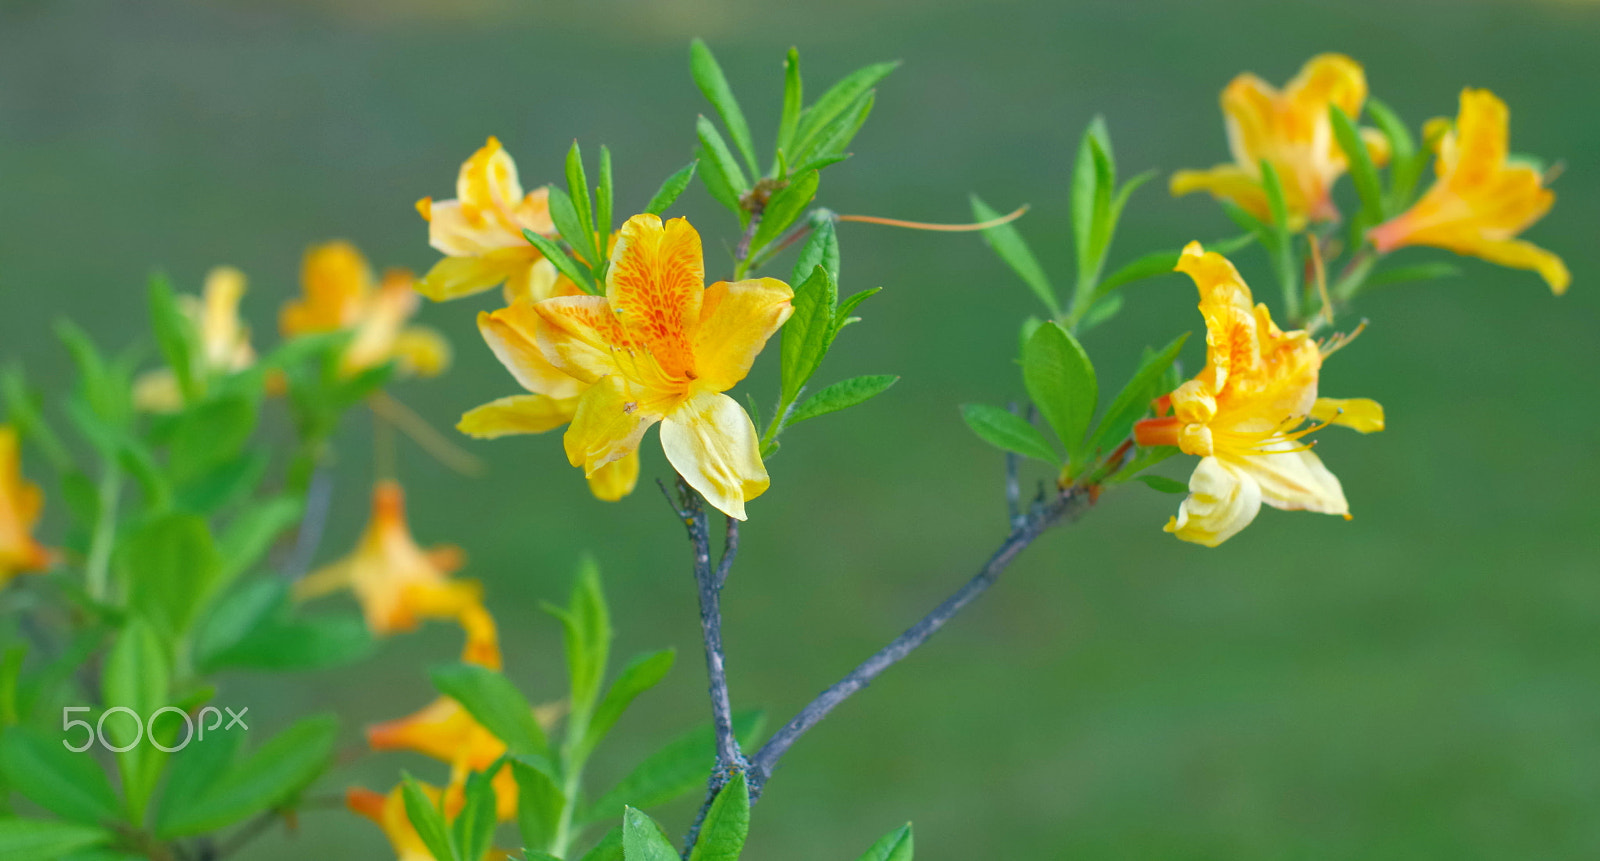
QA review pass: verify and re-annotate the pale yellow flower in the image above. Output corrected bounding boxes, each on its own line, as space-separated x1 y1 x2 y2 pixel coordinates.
132 266 256 412
280 241 451 378
416 137 558 302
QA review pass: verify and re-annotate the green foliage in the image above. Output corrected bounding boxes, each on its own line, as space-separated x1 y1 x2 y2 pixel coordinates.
102 618 170 823
450 761 502 861
621 807 679 861
581 712 765 826
431 663 550 761
688 773 750 861
153 714 338 838
960 404 1059 464
1329 105 1384 232
0 818 112 861
856 824 915 861
971 194 1057 316
690 39 759 177
401 774 456 861
645 161 698 215
788 375 899 425
0 726 121 824
1022 322 1097 467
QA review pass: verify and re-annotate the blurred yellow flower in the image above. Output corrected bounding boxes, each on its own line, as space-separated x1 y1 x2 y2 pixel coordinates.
292 480 477 635
532 214 792 520
280 241 452 378
416 137 558 302
132 266 256 412
1172 53 1389 226
1369 89 1569 294
347 782 446 861
0 427 50 587
1133 243 1383 547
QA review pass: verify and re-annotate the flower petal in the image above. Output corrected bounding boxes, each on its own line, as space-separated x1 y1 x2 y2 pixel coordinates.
1466 238 1570 295
1310 397 1385 433
1230 445 1348 516
479 304 586 399
282 241 370 335
694 278 794 391
530 295 635 385
585 449 640 502
563 374 659 474
393 325 452 377
605 214 704 376
416 252 527 301
458 394 580 438
1170 164 1270 222
660 391 769 521
1166 456 1262 547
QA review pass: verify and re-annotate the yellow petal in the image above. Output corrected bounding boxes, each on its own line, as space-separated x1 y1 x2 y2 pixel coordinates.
393 325 452 377
564 374 658 475
132 369 183 413
478 304 587 399
348 784 443 861
1170 165 1271 222
1229 445 1348 516
200 266 253 370
1166 456 1262 547
585 449 641 502
282 241 371 336
1467 238 1570 295
606 214 704 377
1286 53 1367 124
659 391 768 521
1360 126 1391 168
416 253 523 301
458 394 579 438
1311 397 1386 433
693 278 794 391
529 295 636 386
504 257 559 305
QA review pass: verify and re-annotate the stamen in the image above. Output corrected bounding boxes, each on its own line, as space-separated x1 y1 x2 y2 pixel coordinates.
836 205 1028 232
1319 319 1368 357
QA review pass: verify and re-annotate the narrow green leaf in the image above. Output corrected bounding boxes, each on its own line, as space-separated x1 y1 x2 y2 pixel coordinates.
793 90 874 165
159 722 244 826
830 286 880 341
0 818 112 860
1071 117 1111 285
774 47 803 172
750 169 819 256
1022 322 1097 462
856 824 914 861
0 726 120 824
960 404 1059 464
791 216 839 285
565 141 598 262
548 187 594 264
1365 97 1421 213
1076 292 1123 332
597 145 614 245
512 757 566 851
1137 474 1188 494
1080 122 1118 290
562 555 612 721
581 712 764 825
1329 105 1383 229
1259 158 1291 233
579 828 625 861
580 649 676 760
401 774 456 861
644 161 697 216
523 229 597 294
792 61 898 160
148 273 202 403
217 496 302 582
450 763 500 861
431 663 549 759
622 807 678 861
1086 331 1189 457
696 116 751 217
971 194 1055 315
103 617 170 824
788 375 897 425
779 266 837 404
690 39 759 177
153 715 338 838
687 773 749 861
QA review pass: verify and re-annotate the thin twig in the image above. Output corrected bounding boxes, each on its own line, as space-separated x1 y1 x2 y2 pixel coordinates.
836 204 1028 232
367 390 484 477
714 516 739 590
283 464 332 581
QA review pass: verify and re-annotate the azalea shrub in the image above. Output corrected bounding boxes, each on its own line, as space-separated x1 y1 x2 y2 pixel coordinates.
0 38 1568 861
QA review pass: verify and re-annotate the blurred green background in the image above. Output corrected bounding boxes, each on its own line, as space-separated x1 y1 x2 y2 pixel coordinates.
4 0 1599 858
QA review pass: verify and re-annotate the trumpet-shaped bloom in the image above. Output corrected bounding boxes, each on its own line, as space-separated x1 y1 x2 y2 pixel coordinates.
0 427 50 586
133 266 257 412
416 137 559 302
293 480 477 634
1172 53 1389 225
1132 243 1384 546
528 214 792 519
280 241 452 378
1369 89 1569 294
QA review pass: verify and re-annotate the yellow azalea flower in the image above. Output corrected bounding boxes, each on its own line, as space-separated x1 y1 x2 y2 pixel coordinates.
416 137 559 302
1132 242 1384 547
1172 53 1390 226
348 783 448 861
529 214 792 520
293 480 477 635
0 427 51 587
132 266 256 412
1369 89 1569 294
280 241 452 378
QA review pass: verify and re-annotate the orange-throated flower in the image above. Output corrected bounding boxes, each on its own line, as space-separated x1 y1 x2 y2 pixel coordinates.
1133 243 1384 546
280 241 451 378
528 213 792 520
292 480 477 634
415 137 558 302
1369 89 1569 294
1172 53 1389 226
133 266 257 412
0 427 50 587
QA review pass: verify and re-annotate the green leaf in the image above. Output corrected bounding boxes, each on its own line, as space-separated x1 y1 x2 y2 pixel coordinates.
856 824 914 861
690 39 759 178
1022 322 1097 462
774 47 803 171
200 611 372 672
1365 97 1422 213
102 618 170 824
830 287 880 341
1094 234 1256 301
117 513 222 638
580 649 675 761
580 828 625 861
147 273 202 403
55 321 129 431
431 663 549 759
1329 105 1384 229
1109 444 1180 484
0 726 120 824
1076 291 1122 332
971 194 1055 316
557 555 612 722
450 762 500 861
750 169 819 256
1071 117 1114 289
1 364 70 468
787 375 897 425
597 145 614 243
0 819 112 861
1137 475 1188 494
793 91 874 165
173 449 268 514
792 61 897 161
512 757 565 851
1259 158 1291 233
621 807 678 861
687 772 749 861
565 141 598 264
961 404 1059 464
158 723 244 828
167 394 257 484
401 774 456 861
523 229 597 295
581 712 764 825
154 715 338 838
645 161 697 215
696 116 751 218
779 266 837 405
1086 332 1188 457
1359 262 1461 293
791 216 839 285
548 187 594 267
217 496 302 582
